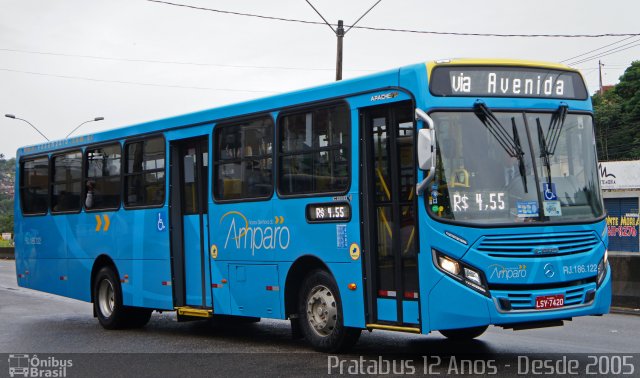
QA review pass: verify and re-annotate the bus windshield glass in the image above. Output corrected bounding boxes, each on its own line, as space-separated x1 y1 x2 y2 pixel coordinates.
428 110 603 224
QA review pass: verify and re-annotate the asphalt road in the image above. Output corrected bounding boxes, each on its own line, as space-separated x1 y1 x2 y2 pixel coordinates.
1 259 639 377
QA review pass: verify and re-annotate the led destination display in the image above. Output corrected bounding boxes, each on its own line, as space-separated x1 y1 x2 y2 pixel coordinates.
430 66 588 99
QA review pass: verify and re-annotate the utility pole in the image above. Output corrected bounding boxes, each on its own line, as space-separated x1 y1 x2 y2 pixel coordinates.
598 60 604 94
598 60 607 159
305 0 383 81
336 20 344 81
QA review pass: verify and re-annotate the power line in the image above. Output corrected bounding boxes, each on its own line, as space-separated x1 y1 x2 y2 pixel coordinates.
568 42 640 66
344 0 383 34
304 0 336 34
0 47 375 72
567 38 640 65
146 0 640 38
560 36 637 62
0 67 275 93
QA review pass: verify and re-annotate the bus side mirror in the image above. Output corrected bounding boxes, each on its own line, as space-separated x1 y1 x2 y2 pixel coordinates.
415 109 437 195
417 129 433 170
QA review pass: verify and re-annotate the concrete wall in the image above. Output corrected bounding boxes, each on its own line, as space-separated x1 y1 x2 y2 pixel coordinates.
610 254 640 309
0 247 14 259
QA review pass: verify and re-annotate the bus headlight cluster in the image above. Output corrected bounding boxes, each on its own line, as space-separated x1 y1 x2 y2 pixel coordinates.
597 249 608 287
433 249 489 296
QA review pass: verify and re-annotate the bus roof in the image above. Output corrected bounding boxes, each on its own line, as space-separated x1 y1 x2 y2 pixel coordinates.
17 58 584 157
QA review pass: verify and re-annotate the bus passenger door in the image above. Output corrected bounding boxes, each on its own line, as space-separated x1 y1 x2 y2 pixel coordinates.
360 101 421 328
169 137 211 309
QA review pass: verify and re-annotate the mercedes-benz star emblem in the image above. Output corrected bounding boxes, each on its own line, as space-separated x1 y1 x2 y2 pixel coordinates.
543 263 556 278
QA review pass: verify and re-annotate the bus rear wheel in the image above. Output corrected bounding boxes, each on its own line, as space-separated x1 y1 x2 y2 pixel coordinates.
439 325 488 341
93 266 151 329
298 270 361 352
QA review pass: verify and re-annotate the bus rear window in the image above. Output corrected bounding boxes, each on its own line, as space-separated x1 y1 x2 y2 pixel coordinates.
20 157 49 215
124 137 165 207
51 151 83 213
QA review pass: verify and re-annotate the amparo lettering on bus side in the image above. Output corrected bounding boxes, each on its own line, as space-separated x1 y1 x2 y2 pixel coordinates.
222 212 290 255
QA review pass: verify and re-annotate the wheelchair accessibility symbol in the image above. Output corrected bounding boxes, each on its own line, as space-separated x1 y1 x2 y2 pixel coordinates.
157 211 167 232
542 183 558 201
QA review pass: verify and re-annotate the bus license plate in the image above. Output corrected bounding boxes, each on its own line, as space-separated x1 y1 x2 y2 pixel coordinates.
535 294 564 309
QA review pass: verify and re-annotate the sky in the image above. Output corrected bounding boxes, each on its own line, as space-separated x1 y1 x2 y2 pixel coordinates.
0 0 638 157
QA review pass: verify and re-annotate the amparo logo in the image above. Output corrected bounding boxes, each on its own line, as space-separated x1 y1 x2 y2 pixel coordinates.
221 211 290 255
488 264 527 280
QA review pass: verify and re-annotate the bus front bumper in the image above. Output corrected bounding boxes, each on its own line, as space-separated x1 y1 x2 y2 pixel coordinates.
427 268 611 332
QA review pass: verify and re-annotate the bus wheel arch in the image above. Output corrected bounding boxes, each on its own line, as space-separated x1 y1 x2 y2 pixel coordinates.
297 269 361 352
90 255 152 329
90 254 119 306
284 255 329 320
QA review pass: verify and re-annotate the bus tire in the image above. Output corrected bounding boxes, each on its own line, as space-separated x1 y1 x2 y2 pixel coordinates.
439 325 488 340
298 269 361 352
127 308 153 328
93 266 151 329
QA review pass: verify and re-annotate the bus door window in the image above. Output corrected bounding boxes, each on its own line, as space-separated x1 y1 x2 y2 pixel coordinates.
182 142 208 215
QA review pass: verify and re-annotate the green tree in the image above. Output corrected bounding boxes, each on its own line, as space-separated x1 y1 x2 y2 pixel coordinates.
0 154 14 234
0 213 13 233
594 61 640 160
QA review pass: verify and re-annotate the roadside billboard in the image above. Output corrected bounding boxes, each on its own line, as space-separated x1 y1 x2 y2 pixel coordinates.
599 161 640 190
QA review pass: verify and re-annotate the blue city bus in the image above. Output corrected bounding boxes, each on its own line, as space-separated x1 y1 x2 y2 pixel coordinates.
14 59 610 352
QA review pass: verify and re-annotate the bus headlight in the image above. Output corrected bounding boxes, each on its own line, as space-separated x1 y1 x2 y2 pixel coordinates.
433 249 489 296
437 255 460 275
597 250 608 287
463 267 482 287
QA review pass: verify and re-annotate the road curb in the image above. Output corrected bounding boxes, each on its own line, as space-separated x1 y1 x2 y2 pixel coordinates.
610 306 640 316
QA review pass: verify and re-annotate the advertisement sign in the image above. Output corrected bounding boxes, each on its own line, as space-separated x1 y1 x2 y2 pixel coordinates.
604 198 639 252
599 161 640 190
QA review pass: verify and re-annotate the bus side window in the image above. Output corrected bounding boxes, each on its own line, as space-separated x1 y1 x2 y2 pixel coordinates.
20 157 49 215
51 151 82 213
213 116 273 201
124 136 165 208
85 144 122 210
278 103 350 196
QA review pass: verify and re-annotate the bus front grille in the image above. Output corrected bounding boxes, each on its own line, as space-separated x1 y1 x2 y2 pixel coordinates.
492 281 597 312
476 231 600 258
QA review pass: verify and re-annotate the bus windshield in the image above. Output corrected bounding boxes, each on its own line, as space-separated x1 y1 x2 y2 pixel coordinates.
428 110 604 224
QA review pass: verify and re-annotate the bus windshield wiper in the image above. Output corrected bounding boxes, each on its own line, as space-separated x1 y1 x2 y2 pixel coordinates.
536 103 568 185
473 101 528 192
511 117 527 192
536 118 552 185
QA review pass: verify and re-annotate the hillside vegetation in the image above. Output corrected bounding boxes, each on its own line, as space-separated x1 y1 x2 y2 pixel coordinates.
0 154 15 234
593 61 640 161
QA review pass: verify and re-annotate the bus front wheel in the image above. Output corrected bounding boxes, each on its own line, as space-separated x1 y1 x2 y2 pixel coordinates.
93 266 151 329
439 325 488 341
298 269 361 352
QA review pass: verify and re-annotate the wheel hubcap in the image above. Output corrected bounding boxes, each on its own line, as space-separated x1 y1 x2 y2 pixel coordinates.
98 279 115 318
306 284 338 337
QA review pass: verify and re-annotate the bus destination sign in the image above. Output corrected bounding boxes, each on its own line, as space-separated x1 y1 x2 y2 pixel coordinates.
306 202 351 223
430 66 588 100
